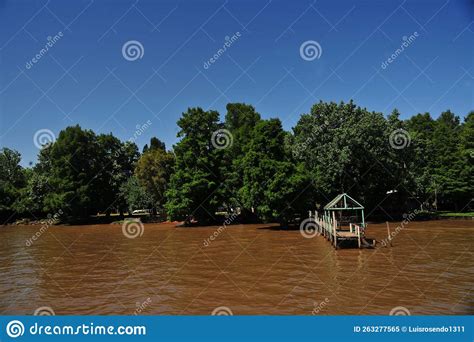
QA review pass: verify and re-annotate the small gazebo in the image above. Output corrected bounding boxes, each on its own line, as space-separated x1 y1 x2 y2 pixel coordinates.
324 193 365 228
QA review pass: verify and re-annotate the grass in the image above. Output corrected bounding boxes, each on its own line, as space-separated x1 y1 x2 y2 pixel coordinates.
439 212 474 217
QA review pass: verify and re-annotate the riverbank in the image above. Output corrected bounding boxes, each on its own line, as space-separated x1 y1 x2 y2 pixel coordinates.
4 211 473 227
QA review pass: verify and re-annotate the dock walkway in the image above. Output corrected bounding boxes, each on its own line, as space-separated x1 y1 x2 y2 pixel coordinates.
309 211 371 249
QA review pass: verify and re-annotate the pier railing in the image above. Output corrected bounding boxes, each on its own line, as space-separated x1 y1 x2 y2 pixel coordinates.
309 211 338 247
308 211 363 248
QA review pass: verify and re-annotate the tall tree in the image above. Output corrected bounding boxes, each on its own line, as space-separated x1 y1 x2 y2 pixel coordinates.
41 125 103 218
165 108 223 223
135 147 174 214
430 111 468 210
0 148 25 221
239 118 311 223
96 134 139 215
405 112 437 202
143 137 166 153
292 100 393 212
222 103 261 212
119 176 153 213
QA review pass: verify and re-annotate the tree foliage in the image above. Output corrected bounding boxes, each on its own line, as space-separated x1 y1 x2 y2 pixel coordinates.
1 101 472 224
135 147 174 213
165 108 223 223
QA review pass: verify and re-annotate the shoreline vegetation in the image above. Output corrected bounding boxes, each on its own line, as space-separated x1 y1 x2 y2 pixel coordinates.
1 101 473 227
6 215 473 228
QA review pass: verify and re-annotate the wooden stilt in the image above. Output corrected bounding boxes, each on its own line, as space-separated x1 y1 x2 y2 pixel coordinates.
357 225 361 248
386 221 393 247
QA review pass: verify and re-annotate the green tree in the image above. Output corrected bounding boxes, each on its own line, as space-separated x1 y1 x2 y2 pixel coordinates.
142 137 166 153
430 111 468 210
222 103 261 212
96 134 139 215
405 112 436 202
0 148 25 221
135 147 174 214
165 107 223 223
42 126 100 218
239 118 311 222
14 168 50 215
292 101 393 211
119 176 153 213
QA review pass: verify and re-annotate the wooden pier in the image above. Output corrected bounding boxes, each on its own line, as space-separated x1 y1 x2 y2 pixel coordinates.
308 193 375 249
309 211 364 248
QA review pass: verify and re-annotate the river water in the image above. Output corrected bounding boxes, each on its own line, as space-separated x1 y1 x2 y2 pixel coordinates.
0 220 472 315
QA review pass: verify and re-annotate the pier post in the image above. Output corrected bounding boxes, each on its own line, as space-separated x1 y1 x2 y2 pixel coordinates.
332 211 337 248
357 225 361 248
386 221 393 247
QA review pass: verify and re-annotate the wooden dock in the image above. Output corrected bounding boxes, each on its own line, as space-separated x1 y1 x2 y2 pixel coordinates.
309 211 373 249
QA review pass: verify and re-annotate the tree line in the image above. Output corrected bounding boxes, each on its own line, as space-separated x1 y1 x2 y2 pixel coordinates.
1 101 472 225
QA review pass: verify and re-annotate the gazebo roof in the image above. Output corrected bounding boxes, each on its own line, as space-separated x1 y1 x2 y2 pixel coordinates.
324 193 364 210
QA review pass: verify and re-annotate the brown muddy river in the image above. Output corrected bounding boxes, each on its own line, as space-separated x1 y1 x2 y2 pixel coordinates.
0 220 473 315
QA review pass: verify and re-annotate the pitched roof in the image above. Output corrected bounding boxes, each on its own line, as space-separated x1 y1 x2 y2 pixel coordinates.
324 193 364 210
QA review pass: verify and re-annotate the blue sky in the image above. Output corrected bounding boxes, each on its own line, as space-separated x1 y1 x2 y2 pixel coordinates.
0 0 472 165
